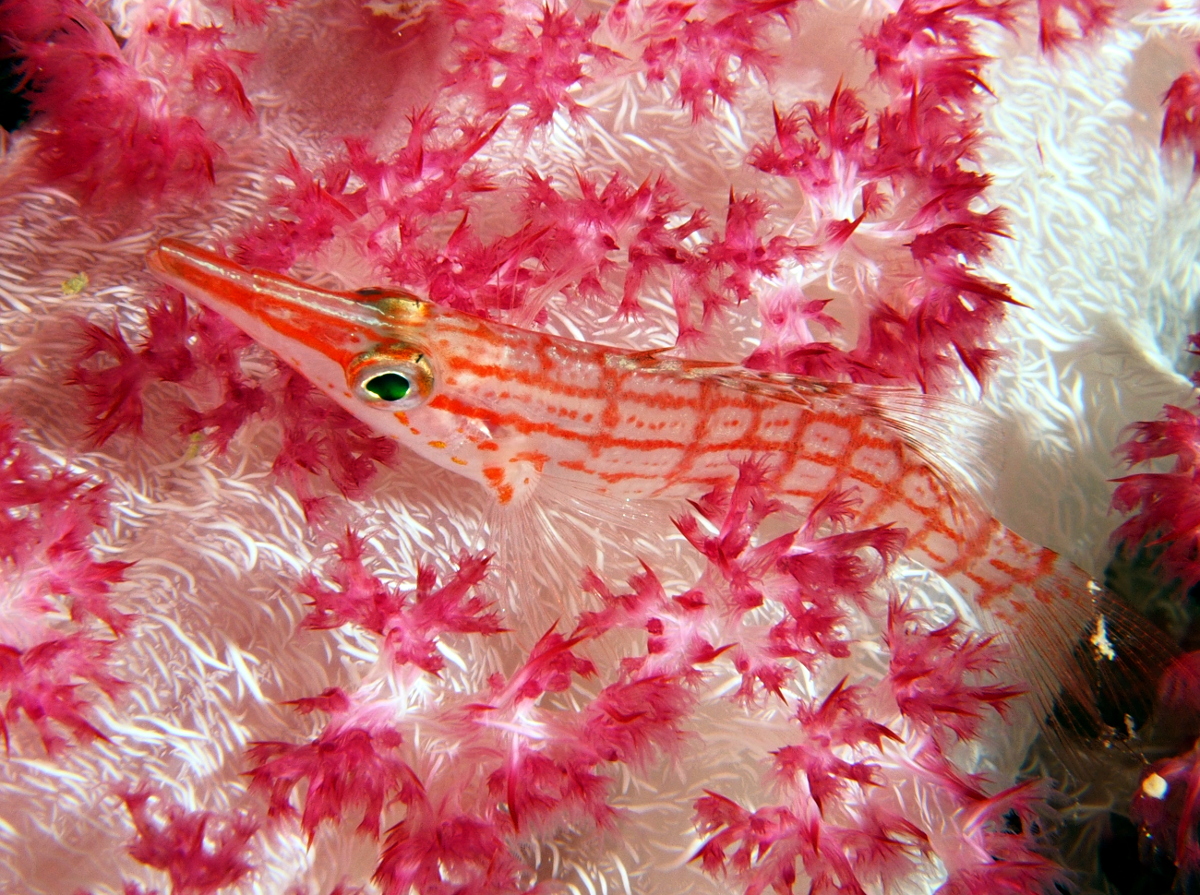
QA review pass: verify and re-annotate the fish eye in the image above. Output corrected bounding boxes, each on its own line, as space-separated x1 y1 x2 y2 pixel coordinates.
362 371 412 402
348 344 434 410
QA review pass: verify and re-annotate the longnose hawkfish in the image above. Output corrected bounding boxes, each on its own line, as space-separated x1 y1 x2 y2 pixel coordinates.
148 237 1162 740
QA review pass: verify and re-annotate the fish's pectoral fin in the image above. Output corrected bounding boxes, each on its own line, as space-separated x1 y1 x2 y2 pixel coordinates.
480 477 678 630
479 445 552 507
867 388 1000 527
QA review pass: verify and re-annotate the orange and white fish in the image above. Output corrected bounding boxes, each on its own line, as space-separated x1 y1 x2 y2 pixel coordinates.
146 237 1159 738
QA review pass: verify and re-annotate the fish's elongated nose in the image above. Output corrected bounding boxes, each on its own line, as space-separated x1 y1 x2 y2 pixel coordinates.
148 239 385 332
146 238 402 371
147 239 256 301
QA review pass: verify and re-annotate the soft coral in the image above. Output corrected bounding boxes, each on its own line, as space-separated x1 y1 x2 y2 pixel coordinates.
298 529 501 674
121 789 258 895
676 462 903 699
744 0 1016 392
69 295 396 516
625 0 801 120
0 634 124 752
1162 46 1200 175
0 415 131 751
441 0 619 134
246 689 424 840
70 295 197 446
1112 397 1200 591
0 0 247 208
885 598 1024 741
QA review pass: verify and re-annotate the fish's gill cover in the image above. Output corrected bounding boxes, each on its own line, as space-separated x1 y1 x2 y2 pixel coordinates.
0 0 1199 894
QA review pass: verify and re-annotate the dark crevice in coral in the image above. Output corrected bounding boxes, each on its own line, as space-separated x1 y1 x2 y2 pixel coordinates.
1100 813 1174 895
0 49 30 132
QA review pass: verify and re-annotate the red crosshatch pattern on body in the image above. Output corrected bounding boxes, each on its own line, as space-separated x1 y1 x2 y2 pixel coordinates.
150 240 1018 580
148 239 1133 758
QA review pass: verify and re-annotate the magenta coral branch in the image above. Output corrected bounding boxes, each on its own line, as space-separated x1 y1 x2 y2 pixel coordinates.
247 721 424 840
441 0 619 134
1035 0 1114 51
1133 743 1200 878
582 674 696 766
1163 53 1200 174
0 415 131 753
1112 399 1200 590
0 635 122 753
885 599 1024 741
629 0 801 120
667 455 1058 893
0 0 263 209
70 296 197 445
121 789 258 895
375 807 523 895
299 529 500 674
211 0 292 26
69 298 395 516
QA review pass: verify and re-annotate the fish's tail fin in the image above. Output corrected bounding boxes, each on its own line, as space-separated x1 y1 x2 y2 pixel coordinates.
943 520 1175 751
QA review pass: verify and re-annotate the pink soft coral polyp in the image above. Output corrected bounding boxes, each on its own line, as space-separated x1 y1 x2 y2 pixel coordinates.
298 530 501 674
1112 398 1200 590
248 719 424 840
0 0 251 209
0 415 130 753
121 789 258 895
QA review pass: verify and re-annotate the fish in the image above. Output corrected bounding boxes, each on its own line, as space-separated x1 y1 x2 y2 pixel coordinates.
146 237 1166 744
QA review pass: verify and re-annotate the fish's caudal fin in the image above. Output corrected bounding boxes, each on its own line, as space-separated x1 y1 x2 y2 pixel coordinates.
943 520 1175 749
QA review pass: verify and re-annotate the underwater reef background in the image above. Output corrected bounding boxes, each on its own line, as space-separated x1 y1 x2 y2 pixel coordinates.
3 0 1200 892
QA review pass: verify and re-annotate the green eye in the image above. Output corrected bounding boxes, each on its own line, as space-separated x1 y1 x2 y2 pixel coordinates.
348 344 434 411
364 372 411 402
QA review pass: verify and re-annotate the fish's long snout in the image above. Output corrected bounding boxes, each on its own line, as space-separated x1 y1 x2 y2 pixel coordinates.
147 239 383 330
147 239 255 300
146 238 404 371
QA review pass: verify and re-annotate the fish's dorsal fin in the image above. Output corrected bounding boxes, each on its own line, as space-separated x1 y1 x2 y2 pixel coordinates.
618 356 1000 521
